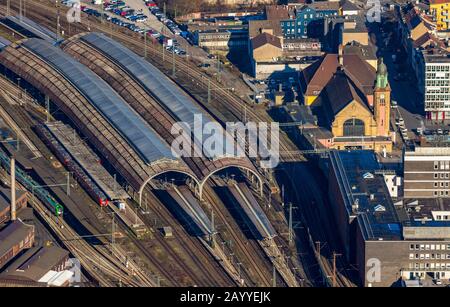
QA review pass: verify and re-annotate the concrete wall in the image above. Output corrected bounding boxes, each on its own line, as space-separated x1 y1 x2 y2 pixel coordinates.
254 62 308 79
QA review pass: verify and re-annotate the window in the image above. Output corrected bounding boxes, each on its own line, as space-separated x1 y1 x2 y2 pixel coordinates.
409 254 414 259
343 118 365 136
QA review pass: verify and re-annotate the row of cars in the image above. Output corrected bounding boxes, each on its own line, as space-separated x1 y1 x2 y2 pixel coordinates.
105 0 148 23
80 3 147 33
79 1 187 56
165 40 186 56
147 1 182 36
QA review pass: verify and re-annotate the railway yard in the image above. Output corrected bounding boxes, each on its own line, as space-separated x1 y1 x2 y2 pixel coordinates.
0 0 356 288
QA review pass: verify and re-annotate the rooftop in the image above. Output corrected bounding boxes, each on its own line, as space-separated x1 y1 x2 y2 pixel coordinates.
423 50 450 63
2 246 69 282
405 145 450 156
265 5 290 20
403 198 450 223
279 103 318 128
248 19 283 38
344 42 377 61
79 32 232 160
251 32 282 49
341 0 362 12
22 38 176 165
1 16 58 43
0 36 11 50
0 188 26 214
0 220 34 259
309 1 340 11
302 53 376 97
330 150 402 241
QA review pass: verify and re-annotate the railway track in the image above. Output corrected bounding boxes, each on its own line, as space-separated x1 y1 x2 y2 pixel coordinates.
0 1 294 286
202 179 275 287
4 171 149 287
60 35 280 286
0 86 158 286
0 38 234 286
3 0 354 286
137 188 236 287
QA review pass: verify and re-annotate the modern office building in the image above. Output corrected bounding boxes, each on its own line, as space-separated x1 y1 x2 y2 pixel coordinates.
404 145 450 198
329 150 450 287
423 51 450 121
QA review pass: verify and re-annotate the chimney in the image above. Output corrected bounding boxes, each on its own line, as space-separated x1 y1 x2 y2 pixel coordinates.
338 44 344 66
10 157 16 221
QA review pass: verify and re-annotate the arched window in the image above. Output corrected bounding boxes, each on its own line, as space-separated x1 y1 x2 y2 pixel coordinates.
343 118 365 136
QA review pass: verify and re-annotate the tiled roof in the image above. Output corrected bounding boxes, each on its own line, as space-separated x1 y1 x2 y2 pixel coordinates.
0 221 34 259
2 246 69 281
248 19 283 38
302 53 376 97
341 0 361 12
251 32 282 50
430 0 450 5
323 69 369 116
265 5 290 20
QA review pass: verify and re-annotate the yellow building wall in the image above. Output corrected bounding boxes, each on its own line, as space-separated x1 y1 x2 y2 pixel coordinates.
410 22 429 40
342 32 369 46
431 3 450 31
305 95 318 106
252 44 282 62
331 100 377 137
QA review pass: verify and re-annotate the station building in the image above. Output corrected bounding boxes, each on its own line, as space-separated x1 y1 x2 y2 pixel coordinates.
300 51 393 153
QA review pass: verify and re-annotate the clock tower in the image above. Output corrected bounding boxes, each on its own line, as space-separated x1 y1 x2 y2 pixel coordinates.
374 58 391 137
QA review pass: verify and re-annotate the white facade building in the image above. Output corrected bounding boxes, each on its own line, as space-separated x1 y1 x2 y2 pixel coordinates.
424 53 450 121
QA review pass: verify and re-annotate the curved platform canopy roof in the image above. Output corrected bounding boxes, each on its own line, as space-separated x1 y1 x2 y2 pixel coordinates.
79 32 236 160
1 16 58 43
22 38 177 166
0 36 11 50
